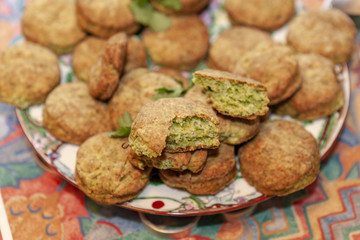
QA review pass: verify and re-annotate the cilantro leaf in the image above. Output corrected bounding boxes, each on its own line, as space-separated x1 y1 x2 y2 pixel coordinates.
158 0 182 10
153 88 188 100
130 1 152 25
138 0 148 7
149 11 171 32
108 127 131 138
130 0 171 32
109 112 133 138
117 111 132 127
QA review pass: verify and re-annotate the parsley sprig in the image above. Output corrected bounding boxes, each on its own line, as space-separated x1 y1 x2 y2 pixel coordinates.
130 0 182 32
153 76 194 100
153 87 188 100
109 112 133 138
158 0 182 10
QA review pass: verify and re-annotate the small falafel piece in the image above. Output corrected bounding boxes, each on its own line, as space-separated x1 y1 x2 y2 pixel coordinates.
21 0 86 55
218 117 260 145
238 120 320 196
43 82 112 145
224 0 295 31
192 69 269 119
286 9 356 64
159 143 237 195
142 15 209 70
73 35 147 83
233 41 300 105
0 42 60 109
75 133 151 204
128 148 207 173
274 54 344 121
129 98 220 158
123 36 147 73
72 36 107 82
88 32 128 101
208 26 273 72
76 0 140 38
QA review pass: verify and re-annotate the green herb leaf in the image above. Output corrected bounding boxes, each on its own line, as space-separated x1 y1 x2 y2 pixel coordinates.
149 11 171 32
130 1 152 25
109 112 133 138
130 0 171 32
117 111 133 127
153 88 187 100
155 88 174 94
138 0 148 7
158 0 182 10
187 78 194 89
109 127 131 138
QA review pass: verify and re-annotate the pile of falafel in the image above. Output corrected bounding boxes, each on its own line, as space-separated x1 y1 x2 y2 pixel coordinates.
0 0 356 204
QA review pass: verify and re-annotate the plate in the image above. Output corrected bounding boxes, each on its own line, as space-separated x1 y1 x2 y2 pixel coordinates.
15 0 350 216
15 64 350 216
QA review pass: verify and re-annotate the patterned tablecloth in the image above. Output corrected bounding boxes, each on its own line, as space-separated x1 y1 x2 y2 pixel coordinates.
2 0 360 239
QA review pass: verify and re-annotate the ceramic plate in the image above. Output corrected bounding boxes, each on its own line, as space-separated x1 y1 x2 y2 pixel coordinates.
15 0 350 216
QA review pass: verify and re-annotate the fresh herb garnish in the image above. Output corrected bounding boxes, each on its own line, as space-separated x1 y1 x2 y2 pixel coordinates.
130 0 174 32
158 0 182 10
187 78 195 89
153 87 188 100
109 112 133 138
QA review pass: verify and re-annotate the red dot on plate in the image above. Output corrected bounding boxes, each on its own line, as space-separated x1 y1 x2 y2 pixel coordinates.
152 200 165 209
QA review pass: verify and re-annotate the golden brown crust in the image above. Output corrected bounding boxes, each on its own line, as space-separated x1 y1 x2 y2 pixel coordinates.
124 36 147 73
129 97 220 158
208 26 273 72
128 148 207 173
75 133 151 204
224 0 295 31
108 70 181 129
186 150 208 173
286 9 357 64
43 82 112 145
274 53 344 120
76 175 142 204
159 143 237 195
184 85 211 105
152 68 190 88
233 41 300 105
72 37 107 82
142 15 209 70
0 42 60 109
194 68 267 88
76 0 139 37
21 0 86 55
88 32 128 101
218 116 260 145
73 36 146 83
150 0 210 15
238 120 320 196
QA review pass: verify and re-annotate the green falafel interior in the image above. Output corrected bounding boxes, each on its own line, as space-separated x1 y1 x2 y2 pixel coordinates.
129 97 219 158
166 116 219 150
129 116 219 158
130 136 158 158
192 69 269 119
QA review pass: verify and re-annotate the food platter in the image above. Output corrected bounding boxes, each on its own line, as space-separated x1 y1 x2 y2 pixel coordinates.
15 0 350 216
15 62 350 216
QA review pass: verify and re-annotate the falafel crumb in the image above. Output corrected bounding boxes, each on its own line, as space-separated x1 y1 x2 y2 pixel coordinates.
166 116 219 150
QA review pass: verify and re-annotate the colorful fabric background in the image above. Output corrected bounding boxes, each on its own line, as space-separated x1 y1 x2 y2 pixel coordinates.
2 0 360 239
